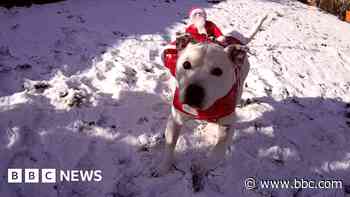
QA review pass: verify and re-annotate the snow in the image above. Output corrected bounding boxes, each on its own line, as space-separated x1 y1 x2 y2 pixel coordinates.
0 0 350 196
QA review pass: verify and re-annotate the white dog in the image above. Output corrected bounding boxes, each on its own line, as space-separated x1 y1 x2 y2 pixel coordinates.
157 16 267 176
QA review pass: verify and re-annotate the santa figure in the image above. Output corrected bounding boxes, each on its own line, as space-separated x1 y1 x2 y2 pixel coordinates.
162 7 234 76
164 7 227 50
185 7 226 43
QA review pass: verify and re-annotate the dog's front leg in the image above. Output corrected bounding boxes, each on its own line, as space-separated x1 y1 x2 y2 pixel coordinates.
206 124 233 169
157 114 183 175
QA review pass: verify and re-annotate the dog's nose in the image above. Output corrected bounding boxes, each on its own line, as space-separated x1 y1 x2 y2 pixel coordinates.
184 84 205 108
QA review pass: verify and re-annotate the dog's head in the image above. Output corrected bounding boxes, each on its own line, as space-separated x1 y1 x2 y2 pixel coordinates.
175 34 247 110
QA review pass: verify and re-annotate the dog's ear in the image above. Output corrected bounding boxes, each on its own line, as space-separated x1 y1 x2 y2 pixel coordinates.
175 32 194 51
224 44 247 64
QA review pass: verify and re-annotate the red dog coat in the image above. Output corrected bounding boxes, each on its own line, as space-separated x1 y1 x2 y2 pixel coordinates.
163 37 243 122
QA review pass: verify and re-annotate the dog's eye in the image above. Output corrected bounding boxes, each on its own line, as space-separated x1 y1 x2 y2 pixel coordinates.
183 61 192 70
211 67 223 76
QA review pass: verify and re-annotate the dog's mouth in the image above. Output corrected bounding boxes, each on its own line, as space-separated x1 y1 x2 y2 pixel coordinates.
182 84 205 109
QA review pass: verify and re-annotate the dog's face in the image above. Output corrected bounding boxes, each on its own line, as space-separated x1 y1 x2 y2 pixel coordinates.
175 36 246 110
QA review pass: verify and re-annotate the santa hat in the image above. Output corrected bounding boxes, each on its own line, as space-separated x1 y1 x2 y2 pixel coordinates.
189 7 207 21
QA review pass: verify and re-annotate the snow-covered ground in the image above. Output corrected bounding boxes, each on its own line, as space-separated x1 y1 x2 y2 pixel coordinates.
1 0 350 196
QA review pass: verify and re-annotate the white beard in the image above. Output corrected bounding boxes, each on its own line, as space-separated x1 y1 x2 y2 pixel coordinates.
193 16 207 35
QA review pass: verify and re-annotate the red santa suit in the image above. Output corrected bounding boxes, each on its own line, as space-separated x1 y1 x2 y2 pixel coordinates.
164 7 226 50
186 7 226 42
185 20 224 43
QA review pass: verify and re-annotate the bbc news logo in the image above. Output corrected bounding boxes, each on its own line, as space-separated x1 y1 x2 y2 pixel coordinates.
8 169 102 183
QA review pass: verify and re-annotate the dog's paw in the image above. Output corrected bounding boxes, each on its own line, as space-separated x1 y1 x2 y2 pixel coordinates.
190 164 206 192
